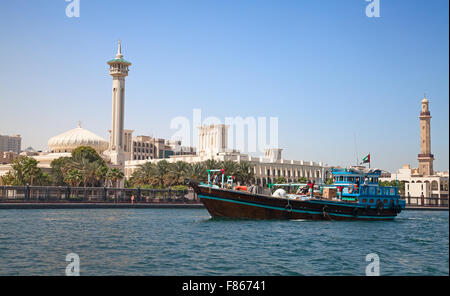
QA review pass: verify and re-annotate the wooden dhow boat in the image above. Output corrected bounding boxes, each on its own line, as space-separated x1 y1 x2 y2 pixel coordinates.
187 168 405 221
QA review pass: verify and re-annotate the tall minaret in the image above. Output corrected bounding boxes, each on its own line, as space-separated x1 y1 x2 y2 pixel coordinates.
418 95 434 176
107 41 131 166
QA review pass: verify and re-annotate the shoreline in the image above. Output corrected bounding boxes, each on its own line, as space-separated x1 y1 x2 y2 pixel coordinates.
0 203 204 209
0 203 447 211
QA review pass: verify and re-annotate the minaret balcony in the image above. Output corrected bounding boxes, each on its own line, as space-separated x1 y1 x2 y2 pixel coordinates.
418 153 434 159
109 69 129 76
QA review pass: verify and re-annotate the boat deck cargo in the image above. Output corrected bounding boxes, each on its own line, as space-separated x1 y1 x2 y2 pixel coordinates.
188 167 405 221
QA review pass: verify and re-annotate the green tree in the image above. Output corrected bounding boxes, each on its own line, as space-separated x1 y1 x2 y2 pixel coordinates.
130 162 155 187
235 161 255 185
153 160 171 187
71 146 105 164
64 169 82 187
168 161 189 186
297 177 309 183
184 162 206 183
2 156 47 186
220 160 239 176
204 159 220 170
325 178 334 185
50 156 72 185
274 177 287 184
106 168 124 188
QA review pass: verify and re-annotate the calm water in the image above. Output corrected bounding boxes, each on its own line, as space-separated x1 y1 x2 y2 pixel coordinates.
0 208 448 276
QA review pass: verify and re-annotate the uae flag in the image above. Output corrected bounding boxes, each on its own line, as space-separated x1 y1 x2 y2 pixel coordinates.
361 154 370 164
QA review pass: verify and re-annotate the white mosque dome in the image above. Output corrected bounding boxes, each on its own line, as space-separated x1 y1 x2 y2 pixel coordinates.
48 123 109 153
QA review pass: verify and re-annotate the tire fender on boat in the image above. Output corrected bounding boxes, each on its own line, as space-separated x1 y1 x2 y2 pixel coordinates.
285 203 293 213
348 186 354 194
390 200 396 209
321 205 331 220
376 199 384 214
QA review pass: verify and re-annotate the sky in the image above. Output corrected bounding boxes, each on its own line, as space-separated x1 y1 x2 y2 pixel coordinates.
0 0 448 173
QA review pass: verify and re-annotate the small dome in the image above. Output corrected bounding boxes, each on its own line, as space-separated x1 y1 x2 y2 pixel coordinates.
48 124 109 153
421 94 429 103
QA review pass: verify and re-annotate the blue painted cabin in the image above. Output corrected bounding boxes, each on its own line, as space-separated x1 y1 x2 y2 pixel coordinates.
331 168 405 209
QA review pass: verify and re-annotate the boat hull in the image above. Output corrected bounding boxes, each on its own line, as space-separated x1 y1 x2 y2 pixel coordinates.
188 181 399 221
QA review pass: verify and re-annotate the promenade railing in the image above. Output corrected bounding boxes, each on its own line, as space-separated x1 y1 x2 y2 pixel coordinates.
0 185 198 204
402 196 448 207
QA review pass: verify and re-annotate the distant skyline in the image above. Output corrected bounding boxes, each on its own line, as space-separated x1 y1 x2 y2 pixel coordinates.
0 0 448 172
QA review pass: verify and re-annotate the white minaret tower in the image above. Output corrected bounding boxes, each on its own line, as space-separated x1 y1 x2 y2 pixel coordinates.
107 41 131 166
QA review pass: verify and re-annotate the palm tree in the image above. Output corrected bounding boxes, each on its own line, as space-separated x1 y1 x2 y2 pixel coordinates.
235 161 255 185
168 161 189 186
184 162 206 182
64 169 82 187
65 157 103 187
220 160 239 176
153 160 171 187
130 162 155 186
297 177 309 183
21 157 41 186
107 168 124 188
204 159 220 170
86 161 105 187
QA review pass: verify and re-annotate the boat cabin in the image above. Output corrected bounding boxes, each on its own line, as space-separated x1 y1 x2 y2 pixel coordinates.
331 167 402 207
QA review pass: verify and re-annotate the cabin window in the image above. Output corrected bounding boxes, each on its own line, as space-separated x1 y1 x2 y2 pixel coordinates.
339 176 344 182
383 199 388 204
369 199 374 203
362 199 367 203
377 188 381 195
348 177 354 182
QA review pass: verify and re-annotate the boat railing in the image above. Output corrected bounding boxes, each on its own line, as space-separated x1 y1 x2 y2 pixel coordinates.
268 183 399 198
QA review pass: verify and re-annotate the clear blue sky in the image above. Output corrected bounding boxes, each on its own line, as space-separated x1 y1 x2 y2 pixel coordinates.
0 0 448 172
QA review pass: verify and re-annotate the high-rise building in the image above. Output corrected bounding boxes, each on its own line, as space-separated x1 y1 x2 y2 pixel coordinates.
0 134 22 154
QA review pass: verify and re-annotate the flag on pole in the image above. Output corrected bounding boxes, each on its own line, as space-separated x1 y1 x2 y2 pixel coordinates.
361 153 370 164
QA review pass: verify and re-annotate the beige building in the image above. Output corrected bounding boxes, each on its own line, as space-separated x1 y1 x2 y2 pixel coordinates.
125 124 331 185
0 151 18 165
130 136 196 161
0 134 21 154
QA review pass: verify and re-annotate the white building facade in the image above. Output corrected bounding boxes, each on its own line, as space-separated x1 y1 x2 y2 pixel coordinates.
125 124 331 185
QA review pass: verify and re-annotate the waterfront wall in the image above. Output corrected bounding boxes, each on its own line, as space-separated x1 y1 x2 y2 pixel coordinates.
0 186 447 210
0 185 198 204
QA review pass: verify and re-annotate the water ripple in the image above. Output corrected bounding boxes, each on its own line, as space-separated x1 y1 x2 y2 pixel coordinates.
0 209 448 275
